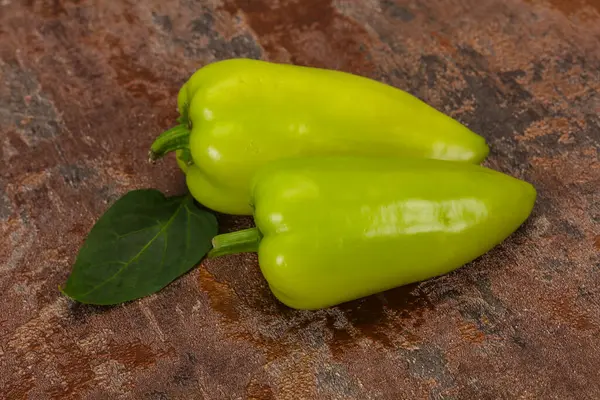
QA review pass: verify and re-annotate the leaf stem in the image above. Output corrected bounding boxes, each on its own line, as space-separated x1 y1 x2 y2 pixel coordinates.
148 124 190 163
208 227 262 258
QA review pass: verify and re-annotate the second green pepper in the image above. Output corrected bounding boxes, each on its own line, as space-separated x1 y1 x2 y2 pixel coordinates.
149 58 489 215
208 156 536 310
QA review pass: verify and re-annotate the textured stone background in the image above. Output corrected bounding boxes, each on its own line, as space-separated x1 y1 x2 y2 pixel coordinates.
1 0 599 399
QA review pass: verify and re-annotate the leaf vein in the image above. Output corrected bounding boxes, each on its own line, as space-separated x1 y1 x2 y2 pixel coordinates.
114 224 162 239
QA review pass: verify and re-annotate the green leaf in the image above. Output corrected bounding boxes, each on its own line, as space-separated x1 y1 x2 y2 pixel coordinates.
61 189 218 305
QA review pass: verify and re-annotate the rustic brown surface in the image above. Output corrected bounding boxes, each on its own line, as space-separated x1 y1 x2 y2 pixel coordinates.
1 0 599 399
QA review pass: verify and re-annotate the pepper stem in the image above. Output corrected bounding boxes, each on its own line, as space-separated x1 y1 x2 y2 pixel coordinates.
148 124 190 163
208 227 262 258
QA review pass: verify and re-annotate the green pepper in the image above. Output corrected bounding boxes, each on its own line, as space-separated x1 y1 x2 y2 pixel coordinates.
207 156 536 310
149 58 489 215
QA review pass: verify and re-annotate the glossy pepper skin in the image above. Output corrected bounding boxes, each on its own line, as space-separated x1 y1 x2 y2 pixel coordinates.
149 58 489 215
208 156 536 310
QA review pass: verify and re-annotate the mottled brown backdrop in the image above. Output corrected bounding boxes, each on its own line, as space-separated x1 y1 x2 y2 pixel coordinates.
1 0 599 399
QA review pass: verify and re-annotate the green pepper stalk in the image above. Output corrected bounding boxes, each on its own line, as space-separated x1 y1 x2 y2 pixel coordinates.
148 124 190 162
209 227 261 257
207 156 536 310
149 58 490 216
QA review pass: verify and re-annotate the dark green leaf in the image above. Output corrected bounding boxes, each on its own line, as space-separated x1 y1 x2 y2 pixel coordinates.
61 189 218 305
